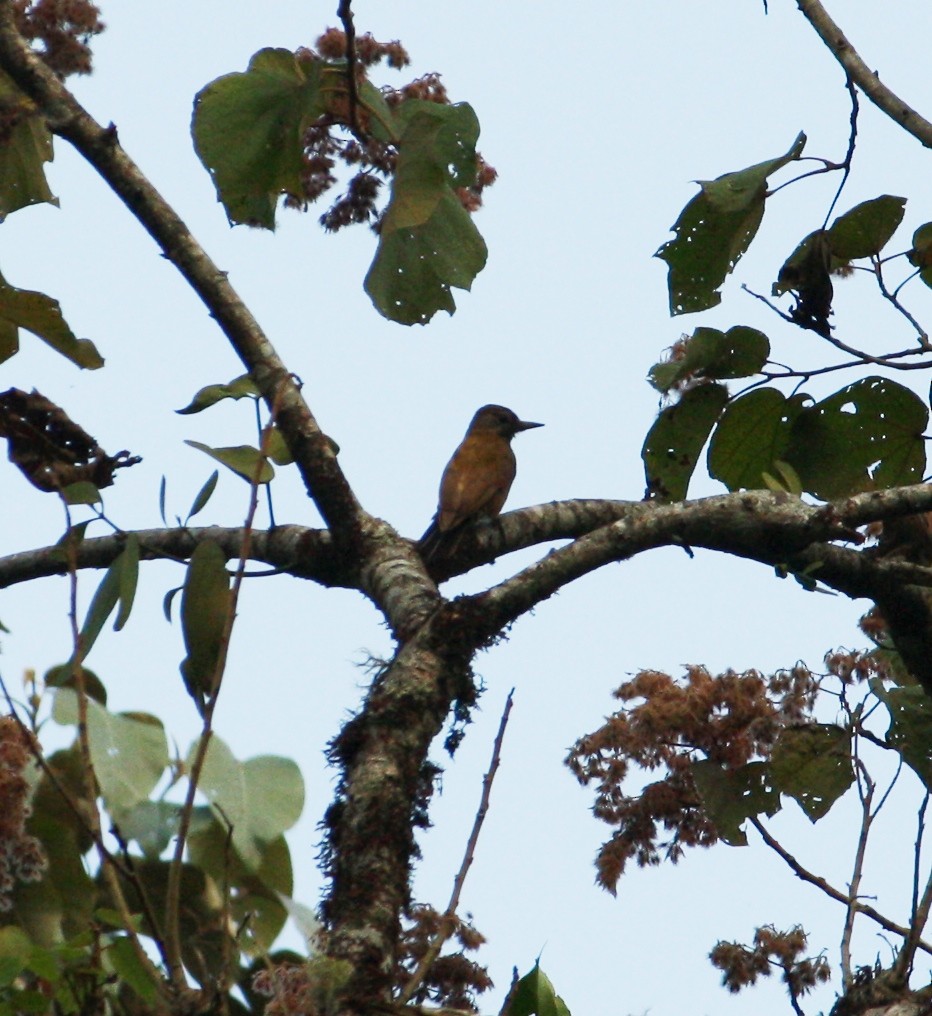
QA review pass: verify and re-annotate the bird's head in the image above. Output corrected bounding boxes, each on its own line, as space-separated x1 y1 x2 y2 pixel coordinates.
469 404 543 440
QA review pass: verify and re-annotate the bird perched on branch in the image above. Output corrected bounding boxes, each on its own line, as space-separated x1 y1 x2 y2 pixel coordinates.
419 404 543 561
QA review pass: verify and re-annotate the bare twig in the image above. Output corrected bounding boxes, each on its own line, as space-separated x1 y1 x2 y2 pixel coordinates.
871 256 930 346
796 0 932 149
337 0 360 134
58 518 170 996
894 792 932 983
750 816 932 956
163 396 283 987
398 690 515 1006
841 755 874 989
743 284 932 368
822 76 858 228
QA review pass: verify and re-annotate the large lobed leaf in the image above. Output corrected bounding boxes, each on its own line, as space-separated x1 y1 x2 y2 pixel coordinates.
365 101 487 324
0 69 57 220
656 133 806 315
192 48 327 228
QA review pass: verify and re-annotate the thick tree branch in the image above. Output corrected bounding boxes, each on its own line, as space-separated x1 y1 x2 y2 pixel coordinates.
796 0 932 148
0 525 348 589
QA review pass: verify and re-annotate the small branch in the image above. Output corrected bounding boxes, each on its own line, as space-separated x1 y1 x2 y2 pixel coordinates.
751 816 932 955
336 0 360 134
871 256 930 346
59 520 169 997
398 690 514 1006
822 75 858 228
743 285 932 368
894 792 932 984
841 755 873 989
163 402 279 986
796 0 932 149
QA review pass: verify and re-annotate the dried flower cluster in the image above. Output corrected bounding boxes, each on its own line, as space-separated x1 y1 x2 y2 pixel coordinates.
284 30 496 232
396 904 492 1012
565 664 819 891
710 925 831 1002
11 0 103 77
0 715 47 911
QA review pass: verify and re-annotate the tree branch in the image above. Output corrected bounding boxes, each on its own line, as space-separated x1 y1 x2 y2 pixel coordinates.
796 0 932 148
751 816 932 956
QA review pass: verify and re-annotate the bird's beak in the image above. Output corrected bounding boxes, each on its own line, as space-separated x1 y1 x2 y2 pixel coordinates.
516 419 543 431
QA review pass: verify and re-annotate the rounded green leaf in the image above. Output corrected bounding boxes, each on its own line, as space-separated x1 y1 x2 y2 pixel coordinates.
827 195 906 260
708 388 807 491
642 383 728 501
770 724 853 821
784 376 927 499
192 49 327 228
52 691 169 812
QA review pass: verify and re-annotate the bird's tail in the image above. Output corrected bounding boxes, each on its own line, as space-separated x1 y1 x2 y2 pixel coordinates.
417 518 444 562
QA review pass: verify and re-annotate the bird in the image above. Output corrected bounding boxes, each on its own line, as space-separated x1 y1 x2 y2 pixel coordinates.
419 404 543 561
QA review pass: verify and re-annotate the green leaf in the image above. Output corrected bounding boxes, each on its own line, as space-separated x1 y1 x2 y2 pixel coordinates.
187 736 304 869
0 69 57 220
642 383 728 501
192 48 327 229
0 269 103 368
176 374 259 414
827 195 906 260
60 480 102 505
185 439 274 484
507 963 572 1016
52 692 169 812
115 534 139 631
770 724 853 821
180 541 231 713
186 470 219 522
78 538 140 657
188 816 292 953
907 222 932 289
656 132 806 315
104 937 159 1003
266 427 294 465
365 101 487 324
114 800 182 859
784 376 927 499
0 927 32 986
79 557 121 659
158 475 167 525
708 388 807 491
44 663 107 706
163 585 181 623
649 325 770 393
690 759 780 845
871 680 932 789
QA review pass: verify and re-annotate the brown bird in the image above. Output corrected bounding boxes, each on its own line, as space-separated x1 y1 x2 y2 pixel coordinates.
419 404 543 559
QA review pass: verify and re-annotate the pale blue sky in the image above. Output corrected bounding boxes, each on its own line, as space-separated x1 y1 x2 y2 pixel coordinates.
3 3 932 1013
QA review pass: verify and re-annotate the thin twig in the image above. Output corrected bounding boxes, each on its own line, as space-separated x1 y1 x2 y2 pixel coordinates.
750 816 932 956
163 389 285 987
59 515 170 995
796 0 932 149
841 755 873 990
871 256 930 347
743 284 932 368
893 791 932 985
822 76 858 228
337 0 360 134
398 690 515 1006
